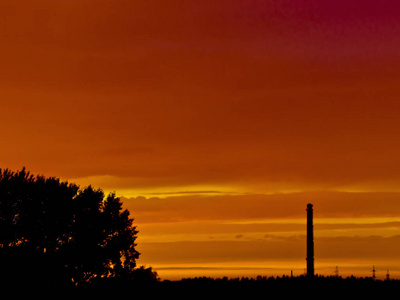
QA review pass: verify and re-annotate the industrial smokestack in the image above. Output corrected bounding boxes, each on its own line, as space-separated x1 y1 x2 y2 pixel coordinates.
306 203 314 277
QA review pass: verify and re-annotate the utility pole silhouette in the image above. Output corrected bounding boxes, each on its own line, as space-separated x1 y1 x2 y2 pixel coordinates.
372 265 376 281
335 266 339 278
306 203 314 278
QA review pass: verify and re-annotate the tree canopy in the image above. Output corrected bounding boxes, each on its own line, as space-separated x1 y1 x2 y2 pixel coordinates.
0 167 155 288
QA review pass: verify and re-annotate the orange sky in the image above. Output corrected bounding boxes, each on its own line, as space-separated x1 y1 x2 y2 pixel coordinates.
2 0 400 280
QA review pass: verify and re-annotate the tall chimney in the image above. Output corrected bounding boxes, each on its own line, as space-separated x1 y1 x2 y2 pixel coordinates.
306 203 314 277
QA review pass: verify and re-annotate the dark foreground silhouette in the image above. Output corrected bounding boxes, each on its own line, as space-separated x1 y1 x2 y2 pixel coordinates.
1 168 398 297
5 274 399 298
0 167 158 291
74 275 400 298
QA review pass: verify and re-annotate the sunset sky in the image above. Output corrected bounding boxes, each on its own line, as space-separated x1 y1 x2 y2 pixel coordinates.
2 0 400 280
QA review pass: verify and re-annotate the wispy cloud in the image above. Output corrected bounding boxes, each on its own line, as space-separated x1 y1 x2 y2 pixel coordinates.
124 191 400 223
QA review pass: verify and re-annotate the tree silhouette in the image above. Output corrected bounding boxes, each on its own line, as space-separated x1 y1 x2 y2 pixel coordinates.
0 167 150 288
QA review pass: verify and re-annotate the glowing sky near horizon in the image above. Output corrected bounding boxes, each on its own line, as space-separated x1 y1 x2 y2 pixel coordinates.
2 0 400 280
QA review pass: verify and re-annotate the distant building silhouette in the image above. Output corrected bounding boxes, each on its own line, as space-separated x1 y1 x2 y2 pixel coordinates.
306 204 314 278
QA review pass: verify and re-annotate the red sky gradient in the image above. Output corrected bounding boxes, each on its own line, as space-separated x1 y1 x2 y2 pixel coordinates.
2 0 400 280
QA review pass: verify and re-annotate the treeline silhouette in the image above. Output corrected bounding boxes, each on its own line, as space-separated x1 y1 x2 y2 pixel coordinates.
0 167 157 291
81 275 400 297
141 275 400 298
